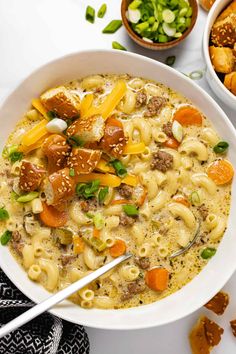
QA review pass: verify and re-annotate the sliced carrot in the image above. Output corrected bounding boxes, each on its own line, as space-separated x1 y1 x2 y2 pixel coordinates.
80 94 94 118
164 137 180 149
136 188 147 207
145 268 169 292
109 239 126 258
207 159 234 185
39 202 68 227
173 106 203 126
173 196 190 208
93 228 101 238
73 235 85 254
111 199 132 205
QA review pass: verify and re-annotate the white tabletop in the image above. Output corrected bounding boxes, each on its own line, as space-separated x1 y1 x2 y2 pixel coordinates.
0 1 236 353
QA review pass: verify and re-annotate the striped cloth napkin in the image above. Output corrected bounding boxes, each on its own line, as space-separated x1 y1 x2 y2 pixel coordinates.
0 269 90 354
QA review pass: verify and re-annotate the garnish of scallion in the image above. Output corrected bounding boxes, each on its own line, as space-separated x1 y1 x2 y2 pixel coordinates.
86 5 95 24
112 41 127 51
97 4 107 18
102 20 122 34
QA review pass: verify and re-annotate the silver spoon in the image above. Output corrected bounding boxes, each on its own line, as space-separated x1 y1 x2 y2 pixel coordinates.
0 253 132 339
170 220 201 259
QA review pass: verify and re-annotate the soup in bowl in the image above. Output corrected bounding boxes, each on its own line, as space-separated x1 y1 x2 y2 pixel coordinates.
0 50 235 329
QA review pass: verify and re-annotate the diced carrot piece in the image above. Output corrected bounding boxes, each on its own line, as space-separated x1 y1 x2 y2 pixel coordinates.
39 202 68 227
111 199 132 205
73 235 85 254
93 228 101 238
173 196 190 208
164 137 180 149
173 106 203 126
207 159 234 185
109 239 126 258
145 268 169 292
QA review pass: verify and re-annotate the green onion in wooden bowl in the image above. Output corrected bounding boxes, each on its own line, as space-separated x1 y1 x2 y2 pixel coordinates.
121 0 198 50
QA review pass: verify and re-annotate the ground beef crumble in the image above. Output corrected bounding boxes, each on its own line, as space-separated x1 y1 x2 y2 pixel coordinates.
150 150 173 172
136 91 147 108
118 184 133 199
144 96 167 117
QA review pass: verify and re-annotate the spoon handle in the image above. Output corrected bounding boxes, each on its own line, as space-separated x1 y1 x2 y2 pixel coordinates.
0 253 131 339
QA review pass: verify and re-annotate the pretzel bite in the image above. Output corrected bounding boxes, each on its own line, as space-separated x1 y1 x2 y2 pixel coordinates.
224 71 236 95
42 134 71 173
19 161 46 192
204 291 229 315
100 116 126 158
66 115 105 143
211 14 236 48
43 167 76 206
67 148 101 175
189 316 224 354
40 86 80 119
209 46 235 73
217 1 236 21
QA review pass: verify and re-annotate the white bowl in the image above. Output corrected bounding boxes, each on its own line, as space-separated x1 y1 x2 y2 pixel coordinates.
0 50 236 330
203 0 236 110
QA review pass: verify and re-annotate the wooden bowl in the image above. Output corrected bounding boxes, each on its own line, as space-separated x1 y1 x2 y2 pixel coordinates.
121 0 198 50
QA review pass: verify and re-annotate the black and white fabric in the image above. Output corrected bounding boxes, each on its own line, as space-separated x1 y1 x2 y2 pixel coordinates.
0 269 90 354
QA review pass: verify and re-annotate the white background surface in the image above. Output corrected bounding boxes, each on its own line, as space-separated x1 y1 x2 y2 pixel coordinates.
0 0 236 353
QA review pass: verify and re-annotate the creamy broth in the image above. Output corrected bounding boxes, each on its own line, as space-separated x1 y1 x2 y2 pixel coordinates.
0 74 232 309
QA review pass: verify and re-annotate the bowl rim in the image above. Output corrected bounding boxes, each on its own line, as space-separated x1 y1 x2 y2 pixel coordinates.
1 49 236 330
121 0 198 50
203 0 236 103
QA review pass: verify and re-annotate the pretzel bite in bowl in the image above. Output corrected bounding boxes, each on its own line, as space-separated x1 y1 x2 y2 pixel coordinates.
67 148 101 175
19 161 46 192
40 86 80 120
100 116 126 158
42 134 71 172
66 115 105 143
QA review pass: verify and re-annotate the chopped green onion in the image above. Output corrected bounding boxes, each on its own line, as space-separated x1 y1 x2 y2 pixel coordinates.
9 151 23 163
123 204 139 217
86 5 95 23
201 247 216 260
128 8 141 23
0 208 9 221
213 141 229 154
102 20 122 34
69 168 75 177
11 191 19 201
109 159 127 178
97 3 107 18
1 230 12 245
165 56 176 66
2 145 23 163
47 111 57 120
98 187 109 204
190 191 201 206
135 21 149 34
158 34 168 43
17 192 39 203
189 70 204 81
172 120 183 142
76 180 100 199
162 9 175 23
129 0 142 9
82 235 107 252
112 41 127 51
67 135 84 147
93 213 105 230
86 212 94 219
